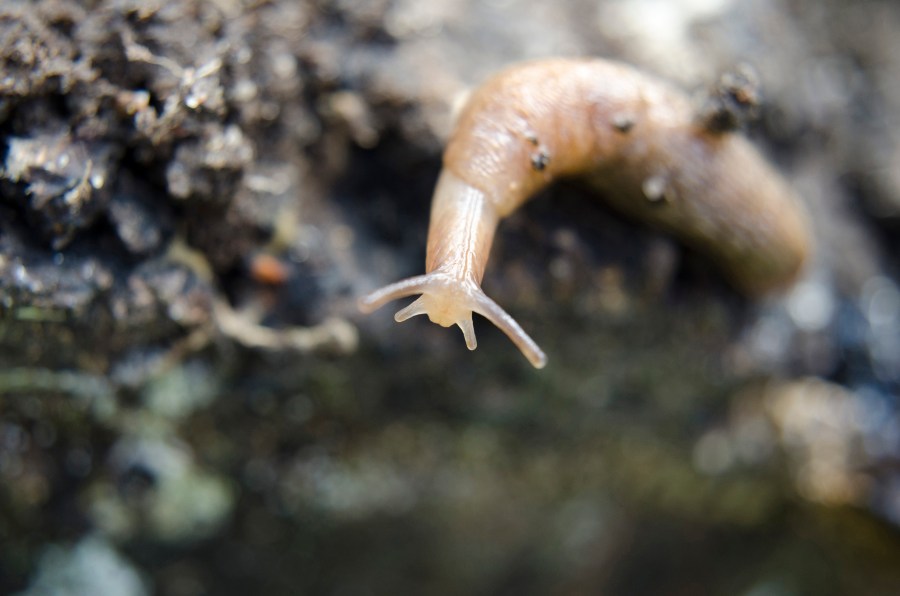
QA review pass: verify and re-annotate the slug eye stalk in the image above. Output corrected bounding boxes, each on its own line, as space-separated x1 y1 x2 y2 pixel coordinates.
358 272 548 369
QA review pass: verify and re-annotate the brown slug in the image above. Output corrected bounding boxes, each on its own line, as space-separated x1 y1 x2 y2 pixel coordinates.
359 58 811 369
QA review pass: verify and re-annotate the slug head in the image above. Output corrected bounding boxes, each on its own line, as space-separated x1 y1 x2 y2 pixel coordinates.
359 271 547 368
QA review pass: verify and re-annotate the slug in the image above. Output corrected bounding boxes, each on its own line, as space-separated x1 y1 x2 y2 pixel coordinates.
359 58 811 369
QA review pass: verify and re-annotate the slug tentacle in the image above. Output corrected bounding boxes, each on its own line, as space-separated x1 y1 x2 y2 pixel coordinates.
357 274 436 314
469 290 547 369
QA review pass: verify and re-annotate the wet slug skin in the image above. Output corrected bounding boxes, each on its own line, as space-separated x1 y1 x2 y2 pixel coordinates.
359 58 812 369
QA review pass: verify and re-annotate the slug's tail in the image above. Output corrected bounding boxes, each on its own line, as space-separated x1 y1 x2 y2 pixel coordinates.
358 272 547 369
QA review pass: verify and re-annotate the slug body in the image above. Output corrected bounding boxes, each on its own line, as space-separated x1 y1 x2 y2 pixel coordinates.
359 58 811 368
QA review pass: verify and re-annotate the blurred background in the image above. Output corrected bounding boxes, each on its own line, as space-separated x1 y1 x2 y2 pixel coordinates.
2 0 900 594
